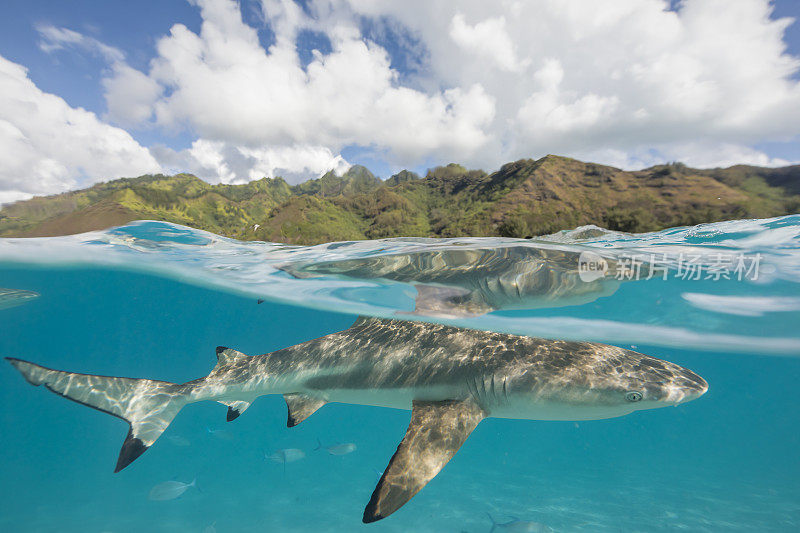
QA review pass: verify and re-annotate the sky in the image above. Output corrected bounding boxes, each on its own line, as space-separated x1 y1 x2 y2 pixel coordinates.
0 0 799 204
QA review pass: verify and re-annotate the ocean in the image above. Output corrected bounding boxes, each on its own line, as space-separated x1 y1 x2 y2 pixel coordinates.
0 217 798 532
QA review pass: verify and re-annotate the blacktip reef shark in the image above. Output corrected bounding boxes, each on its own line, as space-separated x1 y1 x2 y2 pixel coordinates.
276 246 633 317
0 288 39 310
5 317 707 523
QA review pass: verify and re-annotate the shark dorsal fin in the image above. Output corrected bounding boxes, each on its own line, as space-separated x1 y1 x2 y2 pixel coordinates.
284 393 327 427
363 399 486 523
215 346 248 366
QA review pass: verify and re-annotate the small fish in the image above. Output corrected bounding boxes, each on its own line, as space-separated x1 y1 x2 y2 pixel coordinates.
148 478 196 501
265 448 306 464
202 521 217 533
487 513 553 533
0 288 39 310
315 439 356 455
206 427 235 441
167 435 191 446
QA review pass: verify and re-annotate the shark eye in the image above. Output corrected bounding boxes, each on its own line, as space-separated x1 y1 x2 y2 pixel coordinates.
625 391 643 402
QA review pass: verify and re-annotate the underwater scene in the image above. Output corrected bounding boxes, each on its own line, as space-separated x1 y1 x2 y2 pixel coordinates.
1 216 799 533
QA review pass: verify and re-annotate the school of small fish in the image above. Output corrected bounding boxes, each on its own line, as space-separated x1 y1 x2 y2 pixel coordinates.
147 432 552 531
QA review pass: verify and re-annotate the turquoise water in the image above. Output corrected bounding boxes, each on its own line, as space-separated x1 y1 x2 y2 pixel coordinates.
0 218 798 532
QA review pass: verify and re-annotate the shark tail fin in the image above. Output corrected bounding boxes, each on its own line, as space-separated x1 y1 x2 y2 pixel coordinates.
5 357 188 473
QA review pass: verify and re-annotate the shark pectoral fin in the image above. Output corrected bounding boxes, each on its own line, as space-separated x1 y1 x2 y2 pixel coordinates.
403 284 493 318
363 399 486 523
218 400 252 421
284 393 327 427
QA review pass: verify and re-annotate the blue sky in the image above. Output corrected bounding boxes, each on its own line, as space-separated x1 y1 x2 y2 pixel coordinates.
0 0 798 202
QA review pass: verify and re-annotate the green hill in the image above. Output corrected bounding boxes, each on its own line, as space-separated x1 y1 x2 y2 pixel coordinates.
1 156 798 244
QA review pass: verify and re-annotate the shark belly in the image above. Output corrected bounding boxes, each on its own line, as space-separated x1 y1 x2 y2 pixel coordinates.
313 385 466 411
197 377 638 422
489 399 636 421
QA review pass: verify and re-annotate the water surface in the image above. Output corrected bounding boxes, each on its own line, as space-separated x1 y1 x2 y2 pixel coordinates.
0 217 798 532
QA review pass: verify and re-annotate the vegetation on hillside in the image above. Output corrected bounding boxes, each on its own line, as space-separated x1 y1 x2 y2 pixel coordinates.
1 156 798 244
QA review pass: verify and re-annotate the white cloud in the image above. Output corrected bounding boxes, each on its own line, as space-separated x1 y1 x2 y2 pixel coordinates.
37 24 124 63
29 19 356 193
342 0 800 168
449 13 527 72
105 0 495 164
151 140 351 184
579 141 794 171
102 64 162 127
517 58 620 137
37 24 164 129
0 55 162 197
0 190 34 206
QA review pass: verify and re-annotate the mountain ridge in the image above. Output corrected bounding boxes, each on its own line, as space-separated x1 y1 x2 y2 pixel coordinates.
1 155 798 244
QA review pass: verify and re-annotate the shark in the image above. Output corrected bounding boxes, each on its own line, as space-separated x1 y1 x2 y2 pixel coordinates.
0 288 39 310
5 317 707 523
276 246 632 317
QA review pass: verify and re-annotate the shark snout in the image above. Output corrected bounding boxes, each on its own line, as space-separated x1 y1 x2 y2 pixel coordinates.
681 368 708 399
659 367 708 405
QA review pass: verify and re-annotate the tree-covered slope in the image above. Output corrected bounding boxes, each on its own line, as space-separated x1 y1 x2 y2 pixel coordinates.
1 156 798 244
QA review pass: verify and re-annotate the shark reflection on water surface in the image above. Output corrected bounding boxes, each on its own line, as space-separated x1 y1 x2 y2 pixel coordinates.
276 245 631 317
6 317 706 523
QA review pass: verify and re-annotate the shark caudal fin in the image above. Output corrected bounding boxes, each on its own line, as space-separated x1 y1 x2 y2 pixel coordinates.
5 357 187 472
